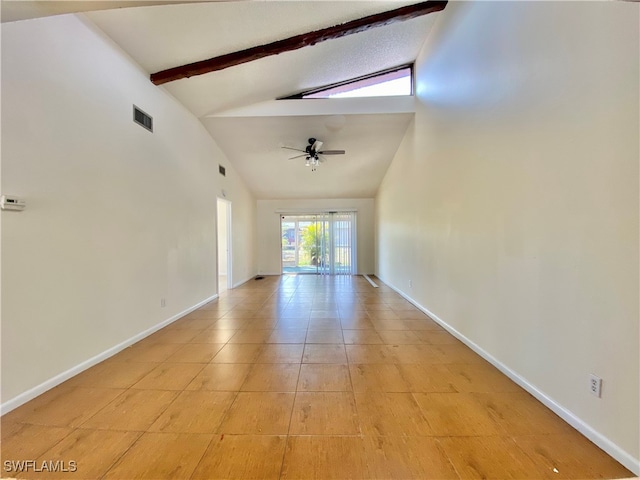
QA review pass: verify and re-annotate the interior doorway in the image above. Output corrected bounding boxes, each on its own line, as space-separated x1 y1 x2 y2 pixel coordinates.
280 212 356 275
217 198 232 293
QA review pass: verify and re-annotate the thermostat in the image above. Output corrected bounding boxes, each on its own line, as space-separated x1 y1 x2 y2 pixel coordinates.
1 195 26 211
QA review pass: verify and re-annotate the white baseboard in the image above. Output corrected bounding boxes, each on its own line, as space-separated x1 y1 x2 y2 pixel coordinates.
377 275 640 476
0 293 218 416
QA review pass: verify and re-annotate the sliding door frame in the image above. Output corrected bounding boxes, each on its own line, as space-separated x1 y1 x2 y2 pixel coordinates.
279 210 357 275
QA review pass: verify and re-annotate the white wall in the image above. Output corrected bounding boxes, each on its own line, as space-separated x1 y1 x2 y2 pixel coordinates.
376 1 639 472
228 187 257 288
1 14 256 406
217 200 228 276
257 198 374 275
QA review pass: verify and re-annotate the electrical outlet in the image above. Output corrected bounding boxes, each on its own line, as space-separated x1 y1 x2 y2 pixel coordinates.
589 374 602 398
160 298 166 308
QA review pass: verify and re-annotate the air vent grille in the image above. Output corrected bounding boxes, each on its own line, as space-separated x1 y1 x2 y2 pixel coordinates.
133 106 153 132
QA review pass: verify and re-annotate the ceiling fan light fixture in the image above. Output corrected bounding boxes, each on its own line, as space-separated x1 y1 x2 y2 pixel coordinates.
282 137 345 173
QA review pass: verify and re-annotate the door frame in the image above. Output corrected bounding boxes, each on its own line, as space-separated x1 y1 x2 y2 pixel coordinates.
217 197 232 291
279 211 357 275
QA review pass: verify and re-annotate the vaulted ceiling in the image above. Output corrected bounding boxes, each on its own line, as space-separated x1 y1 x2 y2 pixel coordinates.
5 1 443 199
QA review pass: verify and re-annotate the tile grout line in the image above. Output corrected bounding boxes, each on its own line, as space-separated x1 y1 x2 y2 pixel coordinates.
277 281 303 480
99 355 211 478
5 276 629 479
182 310 248 480
96 430 145 480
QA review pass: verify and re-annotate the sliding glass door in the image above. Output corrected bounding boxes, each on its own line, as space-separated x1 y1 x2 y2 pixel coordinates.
281 212 356 275
281 214 327 274
330 212 356 275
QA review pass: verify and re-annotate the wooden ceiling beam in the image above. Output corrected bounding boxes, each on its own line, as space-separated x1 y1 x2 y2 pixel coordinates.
150 0 447 85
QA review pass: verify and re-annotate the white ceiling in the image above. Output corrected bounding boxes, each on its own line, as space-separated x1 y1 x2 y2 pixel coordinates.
203 113 414 199
0 0 219 23
82 1 440 199
88 2 426 74
86 2 437 116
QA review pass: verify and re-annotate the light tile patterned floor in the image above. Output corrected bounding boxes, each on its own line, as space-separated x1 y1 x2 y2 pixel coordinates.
1 275 633 479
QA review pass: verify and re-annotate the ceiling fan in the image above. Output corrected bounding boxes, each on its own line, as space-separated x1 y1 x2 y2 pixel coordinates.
282 138 345 172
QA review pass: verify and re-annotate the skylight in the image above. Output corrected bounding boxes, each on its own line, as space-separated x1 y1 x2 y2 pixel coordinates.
281 66 413 100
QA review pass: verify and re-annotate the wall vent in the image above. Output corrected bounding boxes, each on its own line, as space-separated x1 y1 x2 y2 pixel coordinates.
133 105 153 132
219 165 226 176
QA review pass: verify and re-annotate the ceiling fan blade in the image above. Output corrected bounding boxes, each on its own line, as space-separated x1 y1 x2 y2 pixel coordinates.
288 154 308 160
311 140 323 152
282 146 306 153
318 150 345 155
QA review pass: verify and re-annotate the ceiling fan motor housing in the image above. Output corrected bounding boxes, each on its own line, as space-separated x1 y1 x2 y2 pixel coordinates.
281 137 344 169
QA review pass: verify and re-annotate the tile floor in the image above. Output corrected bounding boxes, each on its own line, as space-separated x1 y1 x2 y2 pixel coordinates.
1 275 633 479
